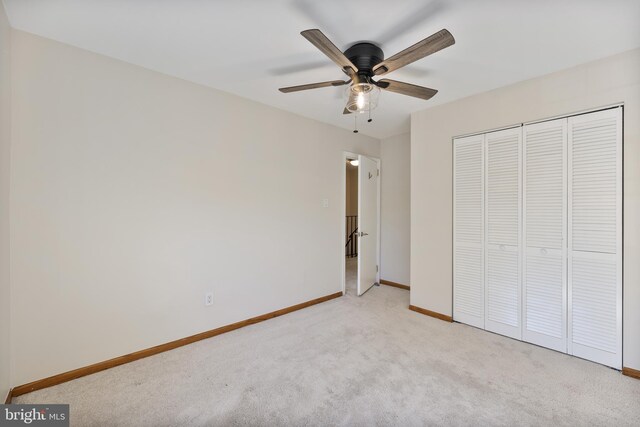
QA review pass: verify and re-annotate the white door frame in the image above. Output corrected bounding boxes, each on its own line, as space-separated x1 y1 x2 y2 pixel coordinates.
341 151 381 295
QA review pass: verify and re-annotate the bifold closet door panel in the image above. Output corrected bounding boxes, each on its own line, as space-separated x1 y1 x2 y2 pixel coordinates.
522 118 567 353
568 108 622 369
484 127 521 339
453 134 485 329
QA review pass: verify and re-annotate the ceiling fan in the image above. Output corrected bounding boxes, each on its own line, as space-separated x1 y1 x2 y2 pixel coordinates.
278 28 455 119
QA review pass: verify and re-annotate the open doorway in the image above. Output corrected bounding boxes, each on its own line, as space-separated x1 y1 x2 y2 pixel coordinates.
345 157 359 295
342 152 380 296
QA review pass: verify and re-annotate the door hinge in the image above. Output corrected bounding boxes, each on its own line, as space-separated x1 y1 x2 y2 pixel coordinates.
376 265 379 272
377 169 380 176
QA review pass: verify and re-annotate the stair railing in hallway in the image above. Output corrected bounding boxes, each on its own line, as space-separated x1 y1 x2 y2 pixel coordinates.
345 215 358 258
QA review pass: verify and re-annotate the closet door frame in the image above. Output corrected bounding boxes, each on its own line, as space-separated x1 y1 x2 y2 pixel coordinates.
567 107 623 369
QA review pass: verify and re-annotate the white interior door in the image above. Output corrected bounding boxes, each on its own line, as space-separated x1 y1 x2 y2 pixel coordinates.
453 134 485 328
568 108 622 369
484 127 522 339
522 118 568 353
357 155 379 296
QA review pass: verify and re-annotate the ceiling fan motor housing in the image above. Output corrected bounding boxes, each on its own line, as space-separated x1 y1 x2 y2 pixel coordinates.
344 42 384 78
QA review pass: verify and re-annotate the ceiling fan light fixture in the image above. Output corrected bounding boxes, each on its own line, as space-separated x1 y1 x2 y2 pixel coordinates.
279 28 455 118
344 82 380 113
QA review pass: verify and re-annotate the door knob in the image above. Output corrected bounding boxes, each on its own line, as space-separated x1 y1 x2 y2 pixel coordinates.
359 232 369 237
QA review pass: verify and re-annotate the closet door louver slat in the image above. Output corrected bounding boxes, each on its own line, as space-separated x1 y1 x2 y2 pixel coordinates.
453 134 485 328
522 118 567 353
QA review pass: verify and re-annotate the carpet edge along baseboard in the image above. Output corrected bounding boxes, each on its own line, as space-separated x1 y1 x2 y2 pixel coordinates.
407 307 639 381
9 291 344 399
408 304 453 322
379 279 410 291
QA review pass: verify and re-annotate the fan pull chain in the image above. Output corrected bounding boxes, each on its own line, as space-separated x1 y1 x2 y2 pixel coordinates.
353 114 359 133
368 102 372 123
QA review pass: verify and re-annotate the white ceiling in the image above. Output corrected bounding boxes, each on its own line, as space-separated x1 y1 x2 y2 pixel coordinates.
4 0 640 139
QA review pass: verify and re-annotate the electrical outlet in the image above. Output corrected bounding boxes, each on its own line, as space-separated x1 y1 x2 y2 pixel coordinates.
205 292 213 306
322 198 329 208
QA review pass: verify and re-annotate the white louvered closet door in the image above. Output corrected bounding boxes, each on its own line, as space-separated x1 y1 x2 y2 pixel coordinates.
568 108 622 369
484 128 521 339
522 118 567 352
453 134 485 329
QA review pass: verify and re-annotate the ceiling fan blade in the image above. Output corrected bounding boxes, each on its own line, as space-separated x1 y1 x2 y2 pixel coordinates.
373 29 454 76
301 29 358 76
376 79 438 100
343 108 352 115
279 79 349 93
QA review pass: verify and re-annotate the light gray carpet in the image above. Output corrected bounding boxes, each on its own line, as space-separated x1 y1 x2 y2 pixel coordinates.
15 258 640 426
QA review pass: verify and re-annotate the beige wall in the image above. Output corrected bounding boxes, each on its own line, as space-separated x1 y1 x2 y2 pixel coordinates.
380 133 410 285
411 48 640 370
345 163 358 217
0 0 11 402
10 30 380 386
